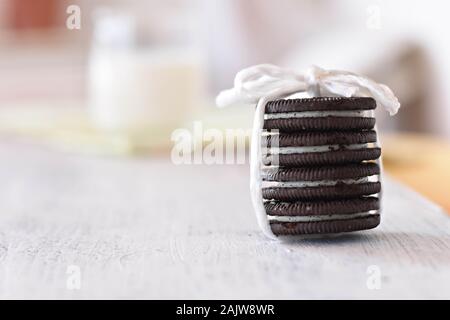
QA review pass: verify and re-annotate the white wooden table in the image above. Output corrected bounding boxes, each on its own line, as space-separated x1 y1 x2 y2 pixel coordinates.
0 139 449 299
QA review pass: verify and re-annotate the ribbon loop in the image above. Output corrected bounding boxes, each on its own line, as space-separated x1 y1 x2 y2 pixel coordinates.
216 64 400 115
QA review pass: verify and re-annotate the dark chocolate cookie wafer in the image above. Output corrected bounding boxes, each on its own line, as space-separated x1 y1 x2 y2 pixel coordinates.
270 214 380 236
265 130 377 147
262 181 381 201
265 97 376 113
263 148 381 166
262 163 380 182
265 196 380 216
264 117 375 132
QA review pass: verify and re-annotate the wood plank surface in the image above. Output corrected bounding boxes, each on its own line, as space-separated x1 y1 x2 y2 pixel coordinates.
0 140 449 299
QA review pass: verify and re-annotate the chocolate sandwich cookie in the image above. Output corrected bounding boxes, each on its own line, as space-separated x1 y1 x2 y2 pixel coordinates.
265 130 377 147
263 117 375 132
269 214 380 236
263 97 376 132
265 97 376 113
263 147 381 166
262 163 380 182
261 163 381 201
262 181 381 201
264 196 380 216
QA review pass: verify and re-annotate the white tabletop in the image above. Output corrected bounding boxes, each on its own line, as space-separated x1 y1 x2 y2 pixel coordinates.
0 140 449 299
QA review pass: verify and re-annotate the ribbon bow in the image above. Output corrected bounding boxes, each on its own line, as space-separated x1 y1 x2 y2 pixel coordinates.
216 64 400 115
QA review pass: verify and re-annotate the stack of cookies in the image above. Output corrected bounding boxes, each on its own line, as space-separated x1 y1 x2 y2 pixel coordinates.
261 97 381 236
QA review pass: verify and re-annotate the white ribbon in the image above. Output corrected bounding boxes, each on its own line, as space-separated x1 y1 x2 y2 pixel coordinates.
216 64 400 115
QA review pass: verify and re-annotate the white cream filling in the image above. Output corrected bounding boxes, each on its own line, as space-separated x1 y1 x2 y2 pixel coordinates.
268 210 379 223
264 110 373 119
268 143 370 154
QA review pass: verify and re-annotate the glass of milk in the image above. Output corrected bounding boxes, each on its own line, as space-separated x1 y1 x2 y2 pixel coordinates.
88 8 206 150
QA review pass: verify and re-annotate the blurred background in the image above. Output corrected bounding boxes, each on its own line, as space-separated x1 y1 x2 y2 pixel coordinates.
0 0 449 211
